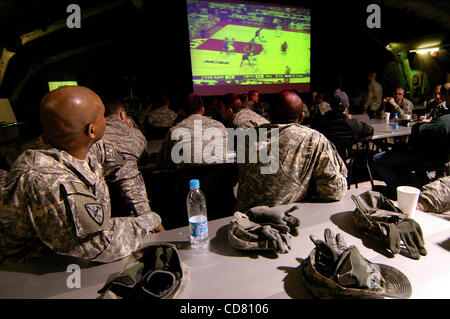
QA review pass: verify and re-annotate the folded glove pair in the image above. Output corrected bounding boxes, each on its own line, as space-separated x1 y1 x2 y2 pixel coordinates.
351 191 427 260
98 244 185 299
228 204 301 253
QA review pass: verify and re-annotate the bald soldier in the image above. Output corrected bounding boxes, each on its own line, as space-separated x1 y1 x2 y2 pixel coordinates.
236 90 348 212
0 86 163 265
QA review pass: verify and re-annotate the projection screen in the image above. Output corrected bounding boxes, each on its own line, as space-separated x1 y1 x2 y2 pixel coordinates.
187 0 311 95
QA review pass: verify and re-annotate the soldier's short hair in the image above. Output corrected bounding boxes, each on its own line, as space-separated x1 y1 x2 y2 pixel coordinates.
273 89 303 123
184 93 203 115
155 94 170 108
223 93 242 113
248 90 258 100
104 99 124 117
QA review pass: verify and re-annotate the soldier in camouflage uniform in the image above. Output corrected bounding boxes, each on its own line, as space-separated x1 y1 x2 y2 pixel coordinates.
0 86 163 265
103 99 147 162
363 72 383 118
243 90 258 111
221 93 270 129
146 94 178 128
0 169 7 188
417 176 450 214
236 90 347 212
383 87 414 119
158 93 228 167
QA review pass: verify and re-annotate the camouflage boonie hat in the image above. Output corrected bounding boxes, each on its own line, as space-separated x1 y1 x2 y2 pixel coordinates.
299 229 412 299
351 191 408 240
300 247 412 299
98 243 189 299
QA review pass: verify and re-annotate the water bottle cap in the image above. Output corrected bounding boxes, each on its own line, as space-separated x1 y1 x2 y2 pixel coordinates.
189 179 200 189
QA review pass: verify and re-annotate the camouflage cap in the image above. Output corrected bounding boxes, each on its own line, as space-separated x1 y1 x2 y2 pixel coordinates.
351 191 408 240
300 246 412 299
98 243 189 299
138 244 186 299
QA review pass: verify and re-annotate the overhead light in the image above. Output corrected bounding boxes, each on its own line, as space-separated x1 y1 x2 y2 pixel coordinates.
410 47 440 54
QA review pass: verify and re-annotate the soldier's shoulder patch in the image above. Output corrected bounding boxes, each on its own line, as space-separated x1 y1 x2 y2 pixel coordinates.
85 203 104 226
60 180 111 238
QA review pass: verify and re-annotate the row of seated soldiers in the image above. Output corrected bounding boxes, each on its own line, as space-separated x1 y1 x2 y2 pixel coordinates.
0 85 448 266
122 83 448 142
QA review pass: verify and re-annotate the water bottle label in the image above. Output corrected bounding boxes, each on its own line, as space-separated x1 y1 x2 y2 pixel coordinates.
189 218 208 237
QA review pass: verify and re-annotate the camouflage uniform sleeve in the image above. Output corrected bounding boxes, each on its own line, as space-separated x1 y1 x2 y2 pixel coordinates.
365 82 383 111
91 141 159 220
310 135 348 200
403 99 414 116
419 176 450 213
373 83 383 108
0 169 7 188
394 99 413 119
26 171 161 263
364 82 375 109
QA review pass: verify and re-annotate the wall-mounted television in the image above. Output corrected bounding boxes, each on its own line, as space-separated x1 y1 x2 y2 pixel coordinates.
48 81 78 91
187 0 311 95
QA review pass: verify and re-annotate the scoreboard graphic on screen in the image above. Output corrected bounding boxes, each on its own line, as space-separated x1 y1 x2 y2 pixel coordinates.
187 0 311 95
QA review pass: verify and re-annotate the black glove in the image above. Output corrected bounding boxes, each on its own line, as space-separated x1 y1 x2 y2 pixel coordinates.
259 225 291 253
309 228 348 277
352 191 427 259
236 212 291 253
308 229 384 290
381 219 427 260
246 204 301 236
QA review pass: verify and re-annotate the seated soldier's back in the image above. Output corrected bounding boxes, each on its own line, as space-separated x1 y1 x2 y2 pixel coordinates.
159 113 228 167
313 111 373 159
233 108 270 130
147 107 178 128
236 123 348 212
103 118 147 160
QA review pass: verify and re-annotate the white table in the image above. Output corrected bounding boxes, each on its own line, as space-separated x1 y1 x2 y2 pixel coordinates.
351 114 412 140
1 188 449 299
370 122 411 140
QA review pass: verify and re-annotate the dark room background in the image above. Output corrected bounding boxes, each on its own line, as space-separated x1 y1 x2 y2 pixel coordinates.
0 0 448 139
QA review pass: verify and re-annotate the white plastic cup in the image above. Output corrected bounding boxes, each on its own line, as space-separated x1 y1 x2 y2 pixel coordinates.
397 186 421 218
385 112 390 123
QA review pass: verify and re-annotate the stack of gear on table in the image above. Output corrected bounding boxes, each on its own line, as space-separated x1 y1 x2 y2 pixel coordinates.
98 244 188 299
228 204 301 253
97 191 426 299
300 228 412 299
351 191 427 260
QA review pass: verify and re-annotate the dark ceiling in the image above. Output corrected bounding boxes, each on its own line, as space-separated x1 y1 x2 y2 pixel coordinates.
0 0 448 120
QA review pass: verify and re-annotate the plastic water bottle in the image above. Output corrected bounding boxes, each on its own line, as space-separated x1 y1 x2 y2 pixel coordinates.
186 179 209 250
392 113 399 133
